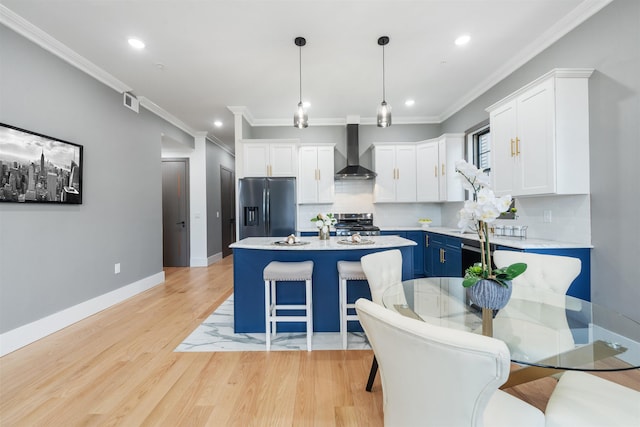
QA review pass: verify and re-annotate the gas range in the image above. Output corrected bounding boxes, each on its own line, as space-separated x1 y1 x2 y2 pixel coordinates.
334 213 381 237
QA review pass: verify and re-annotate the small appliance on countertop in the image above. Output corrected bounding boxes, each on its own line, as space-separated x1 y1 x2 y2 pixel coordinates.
334 213 381 236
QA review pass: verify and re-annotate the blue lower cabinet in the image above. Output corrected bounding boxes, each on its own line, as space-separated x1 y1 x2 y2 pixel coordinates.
495 246 591 301
406 231 425 277
429 234 461 277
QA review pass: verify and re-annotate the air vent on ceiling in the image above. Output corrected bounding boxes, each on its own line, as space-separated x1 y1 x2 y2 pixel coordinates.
123 92 139 113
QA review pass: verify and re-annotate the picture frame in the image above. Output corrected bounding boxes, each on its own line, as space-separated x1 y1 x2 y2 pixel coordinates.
0 123 83 204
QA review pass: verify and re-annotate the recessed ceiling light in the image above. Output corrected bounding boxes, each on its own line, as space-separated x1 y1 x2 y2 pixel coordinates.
405 99 415 107
455 35 471 46
214 120 223 128
128 38 145 49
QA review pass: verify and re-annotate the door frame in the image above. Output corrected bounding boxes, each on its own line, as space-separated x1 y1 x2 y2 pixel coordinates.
162 157 190 267
220 165 235 258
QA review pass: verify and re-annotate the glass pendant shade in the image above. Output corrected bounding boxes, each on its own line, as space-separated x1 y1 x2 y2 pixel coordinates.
377 100 392 127
376 36 392 128
293 37 308 129
294 101 308 128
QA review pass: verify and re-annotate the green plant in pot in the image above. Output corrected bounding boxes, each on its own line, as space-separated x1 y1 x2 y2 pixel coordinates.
455 160 527 309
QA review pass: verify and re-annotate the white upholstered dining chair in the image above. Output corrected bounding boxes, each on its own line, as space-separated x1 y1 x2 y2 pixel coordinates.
360 249 403 392
492 250 581 307
545 371 640 427
491 250 582 362
355 298 545 427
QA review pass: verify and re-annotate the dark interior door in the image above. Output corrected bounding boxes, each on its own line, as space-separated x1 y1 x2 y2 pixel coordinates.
162 159 189 266
221 166 235 257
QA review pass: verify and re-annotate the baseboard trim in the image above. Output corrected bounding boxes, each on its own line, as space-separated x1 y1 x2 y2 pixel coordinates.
0 271 165 357
190 257 208 267
208 252 222 265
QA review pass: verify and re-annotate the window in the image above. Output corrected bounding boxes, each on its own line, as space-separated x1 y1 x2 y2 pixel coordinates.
464 119 490 172
475 128 491 172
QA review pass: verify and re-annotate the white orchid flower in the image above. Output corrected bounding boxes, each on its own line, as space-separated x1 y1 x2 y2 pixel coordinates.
494 194 512 213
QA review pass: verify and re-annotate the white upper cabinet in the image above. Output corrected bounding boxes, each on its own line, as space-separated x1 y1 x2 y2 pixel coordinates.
373 144 417 203
416 140 439 201
298 144 335 204
242 141 297 177
487 69 593 197
416 134 464 202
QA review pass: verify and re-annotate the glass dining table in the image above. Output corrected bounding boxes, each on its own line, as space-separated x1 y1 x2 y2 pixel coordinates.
382 277 640 388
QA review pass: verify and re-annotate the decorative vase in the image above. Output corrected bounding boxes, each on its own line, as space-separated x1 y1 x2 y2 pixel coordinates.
318 227 330 240
468 279 512 310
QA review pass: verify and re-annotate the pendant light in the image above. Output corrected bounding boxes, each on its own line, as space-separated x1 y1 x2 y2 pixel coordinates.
294 36 308 128
376 36 392 128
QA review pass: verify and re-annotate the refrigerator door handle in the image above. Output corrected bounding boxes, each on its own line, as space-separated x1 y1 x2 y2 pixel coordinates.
263 187 269 236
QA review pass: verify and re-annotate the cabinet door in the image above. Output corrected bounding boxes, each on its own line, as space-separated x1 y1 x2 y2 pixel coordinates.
395 145 417 202
424 233 435 277
437 138 447 201
490 100 517 196
444 237 462 277
416 142 439 202
407 231 425 277
298 146 319 203
243 143 269 177
316 145 335 203
516 78 555 195
269 143 297 176
373 146 397 202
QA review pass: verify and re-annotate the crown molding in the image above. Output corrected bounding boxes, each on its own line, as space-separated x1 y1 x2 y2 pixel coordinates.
232 108 440 127
138 97 201 138
227 106 255 126
0 5 132 94
439 0 613 122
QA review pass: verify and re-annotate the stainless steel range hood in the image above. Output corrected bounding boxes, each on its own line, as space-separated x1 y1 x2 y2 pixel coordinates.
335 124 377 180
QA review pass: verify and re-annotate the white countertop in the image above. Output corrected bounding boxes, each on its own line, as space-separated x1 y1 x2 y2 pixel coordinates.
423 226 592 249
296 226 591 249
230 236 417 251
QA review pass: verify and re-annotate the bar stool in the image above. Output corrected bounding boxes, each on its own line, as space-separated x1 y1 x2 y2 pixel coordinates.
337 260 367 349
263 260 314 351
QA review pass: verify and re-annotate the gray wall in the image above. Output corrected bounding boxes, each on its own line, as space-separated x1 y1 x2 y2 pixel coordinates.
206 141 235 257
441 0 640 322
0 24 193 333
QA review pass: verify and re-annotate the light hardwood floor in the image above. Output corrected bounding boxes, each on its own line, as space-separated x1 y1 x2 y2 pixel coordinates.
1 256 638 426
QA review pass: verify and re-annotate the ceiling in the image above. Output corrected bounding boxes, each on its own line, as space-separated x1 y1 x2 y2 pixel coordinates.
1 0 611 153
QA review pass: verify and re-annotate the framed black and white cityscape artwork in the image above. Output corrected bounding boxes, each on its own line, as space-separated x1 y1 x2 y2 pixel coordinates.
0 123 83 204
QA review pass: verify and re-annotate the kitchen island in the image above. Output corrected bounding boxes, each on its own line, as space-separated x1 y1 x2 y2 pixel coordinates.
229 236 416 333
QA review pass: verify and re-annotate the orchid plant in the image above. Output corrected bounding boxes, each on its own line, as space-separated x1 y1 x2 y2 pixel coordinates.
311 213 336 234
455 160 526 288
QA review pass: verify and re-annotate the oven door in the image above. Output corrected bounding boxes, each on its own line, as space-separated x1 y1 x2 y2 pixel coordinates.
460 238 496 276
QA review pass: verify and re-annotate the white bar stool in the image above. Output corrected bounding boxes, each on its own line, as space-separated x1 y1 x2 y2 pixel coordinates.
337 260 367 349
263 260 314 351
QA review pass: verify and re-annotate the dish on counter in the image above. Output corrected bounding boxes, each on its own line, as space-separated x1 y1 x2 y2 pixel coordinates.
337 239 374 245
272 240 310 246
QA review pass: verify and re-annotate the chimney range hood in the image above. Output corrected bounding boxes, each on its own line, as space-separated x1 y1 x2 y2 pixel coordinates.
335 124 377 180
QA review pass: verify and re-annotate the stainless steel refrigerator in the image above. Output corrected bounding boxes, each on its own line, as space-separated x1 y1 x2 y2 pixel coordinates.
238 177 297 239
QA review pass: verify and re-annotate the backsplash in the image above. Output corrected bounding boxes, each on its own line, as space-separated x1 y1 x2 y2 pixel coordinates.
442 195 591 244
298 180 440 229
298 181 591 245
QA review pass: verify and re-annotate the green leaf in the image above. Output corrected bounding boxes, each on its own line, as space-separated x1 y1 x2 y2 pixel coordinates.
504 263 527 279
462 276 480 288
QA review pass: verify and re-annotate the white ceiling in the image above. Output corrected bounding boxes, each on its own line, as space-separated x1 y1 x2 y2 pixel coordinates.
1 0 611 153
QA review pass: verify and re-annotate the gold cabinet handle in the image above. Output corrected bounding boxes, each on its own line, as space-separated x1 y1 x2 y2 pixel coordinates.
434 165 438 177
425 235 429 247
515 137 521 156
441 248 446 263
441 163 445 176
510 139 515 157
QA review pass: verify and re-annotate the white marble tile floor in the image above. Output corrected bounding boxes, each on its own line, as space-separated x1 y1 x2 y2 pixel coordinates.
175 295 371 352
